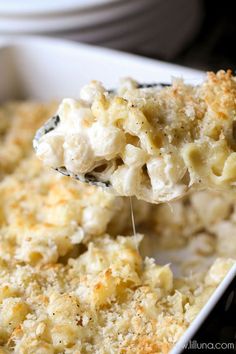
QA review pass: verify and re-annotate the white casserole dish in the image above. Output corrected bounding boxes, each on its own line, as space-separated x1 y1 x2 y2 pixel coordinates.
0 36 235 354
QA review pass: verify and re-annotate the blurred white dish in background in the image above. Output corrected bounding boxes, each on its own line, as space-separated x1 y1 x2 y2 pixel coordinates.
0 0 203 59
0 0 121 15
0 0 151 33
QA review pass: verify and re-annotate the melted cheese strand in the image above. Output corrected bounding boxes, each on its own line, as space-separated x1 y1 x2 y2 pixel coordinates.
129 196 136 237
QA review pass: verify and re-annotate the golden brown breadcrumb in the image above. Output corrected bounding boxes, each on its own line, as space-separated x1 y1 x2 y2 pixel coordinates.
0 101 57 178
0 154 149 265
0 235 233 353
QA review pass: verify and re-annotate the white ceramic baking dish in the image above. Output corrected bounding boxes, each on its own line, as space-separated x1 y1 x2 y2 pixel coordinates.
0 36 235 354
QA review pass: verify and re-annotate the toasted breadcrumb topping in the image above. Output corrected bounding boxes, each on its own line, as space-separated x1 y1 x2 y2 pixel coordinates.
0 234 233 354
0 101 57 179
0 153 151 266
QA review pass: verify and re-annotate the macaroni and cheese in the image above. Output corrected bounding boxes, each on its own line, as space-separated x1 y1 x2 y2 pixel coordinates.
0 91 235 353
